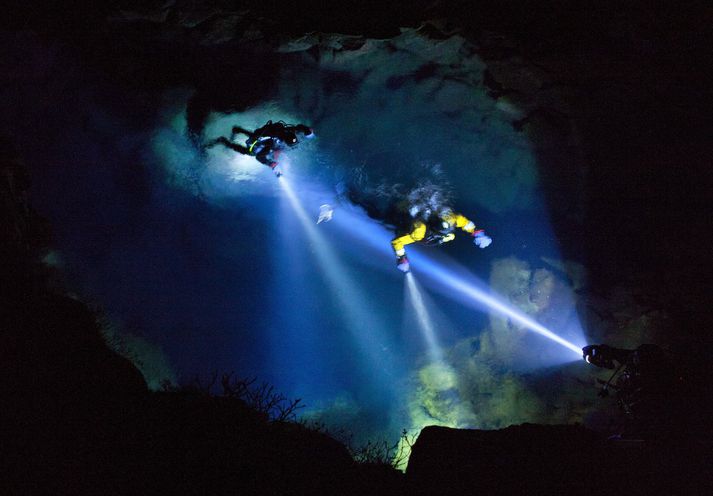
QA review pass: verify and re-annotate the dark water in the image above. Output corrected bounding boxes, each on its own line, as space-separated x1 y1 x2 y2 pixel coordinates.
3 34 578 444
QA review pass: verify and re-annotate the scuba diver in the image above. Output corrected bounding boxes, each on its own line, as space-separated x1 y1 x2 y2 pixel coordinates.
391 206 492 272
205 120 314 176
583 344 686 439
582 344 672 392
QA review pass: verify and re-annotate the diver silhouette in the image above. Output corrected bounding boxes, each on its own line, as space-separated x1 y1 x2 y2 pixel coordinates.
205 120 314 176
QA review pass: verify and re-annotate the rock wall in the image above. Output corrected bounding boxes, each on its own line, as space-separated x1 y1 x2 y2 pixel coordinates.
406 424 712 495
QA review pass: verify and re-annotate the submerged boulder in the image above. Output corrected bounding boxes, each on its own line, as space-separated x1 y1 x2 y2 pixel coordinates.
406 424 711 495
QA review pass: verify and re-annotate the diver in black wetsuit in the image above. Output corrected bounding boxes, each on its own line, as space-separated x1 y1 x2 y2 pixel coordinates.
205 120 314 175
583 343 693 439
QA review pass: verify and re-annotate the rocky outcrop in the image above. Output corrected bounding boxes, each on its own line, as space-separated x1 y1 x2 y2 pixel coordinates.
406 424 712 495
0 137 48 294
0 137 147 395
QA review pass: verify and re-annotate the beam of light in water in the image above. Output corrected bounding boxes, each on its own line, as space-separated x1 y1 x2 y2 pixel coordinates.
410 251 585 356
325 209 586 358
278 176 402 383
275 166 585 361
330 206 395 259
404 272 443 364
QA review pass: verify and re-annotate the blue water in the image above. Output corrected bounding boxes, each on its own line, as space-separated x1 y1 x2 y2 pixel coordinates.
4 36 582 445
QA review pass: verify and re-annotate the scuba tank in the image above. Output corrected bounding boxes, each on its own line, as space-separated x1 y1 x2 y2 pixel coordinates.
248 120 299 151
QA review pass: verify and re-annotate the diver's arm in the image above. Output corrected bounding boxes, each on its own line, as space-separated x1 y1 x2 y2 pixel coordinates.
451 213 478 233
444 212 492 248
391 222 427 256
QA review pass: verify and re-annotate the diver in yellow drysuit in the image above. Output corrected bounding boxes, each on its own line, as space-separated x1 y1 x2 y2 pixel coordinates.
391 208 492 272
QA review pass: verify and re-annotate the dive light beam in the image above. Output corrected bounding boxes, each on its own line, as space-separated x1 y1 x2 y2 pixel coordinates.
279 177 398 370
412 254 583 355
294 187 584 358
404 272 443 363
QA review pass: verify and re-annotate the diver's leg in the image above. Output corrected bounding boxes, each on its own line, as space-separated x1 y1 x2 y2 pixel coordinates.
203 136 226 149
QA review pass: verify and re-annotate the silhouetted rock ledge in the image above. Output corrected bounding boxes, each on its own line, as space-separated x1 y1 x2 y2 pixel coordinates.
405 424 712 495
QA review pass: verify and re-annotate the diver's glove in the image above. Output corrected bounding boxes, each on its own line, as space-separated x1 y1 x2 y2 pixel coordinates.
269 162 283 177
472 230 492 249
396 255 410 273
438 233 456 244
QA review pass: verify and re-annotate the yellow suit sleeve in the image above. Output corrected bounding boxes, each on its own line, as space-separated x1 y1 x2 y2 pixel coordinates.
442 212 477 233
391 221 427 256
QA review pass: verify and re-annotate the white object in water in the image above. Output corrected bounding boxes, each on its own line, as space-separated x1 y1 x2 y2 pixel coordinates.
317 204 334 224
